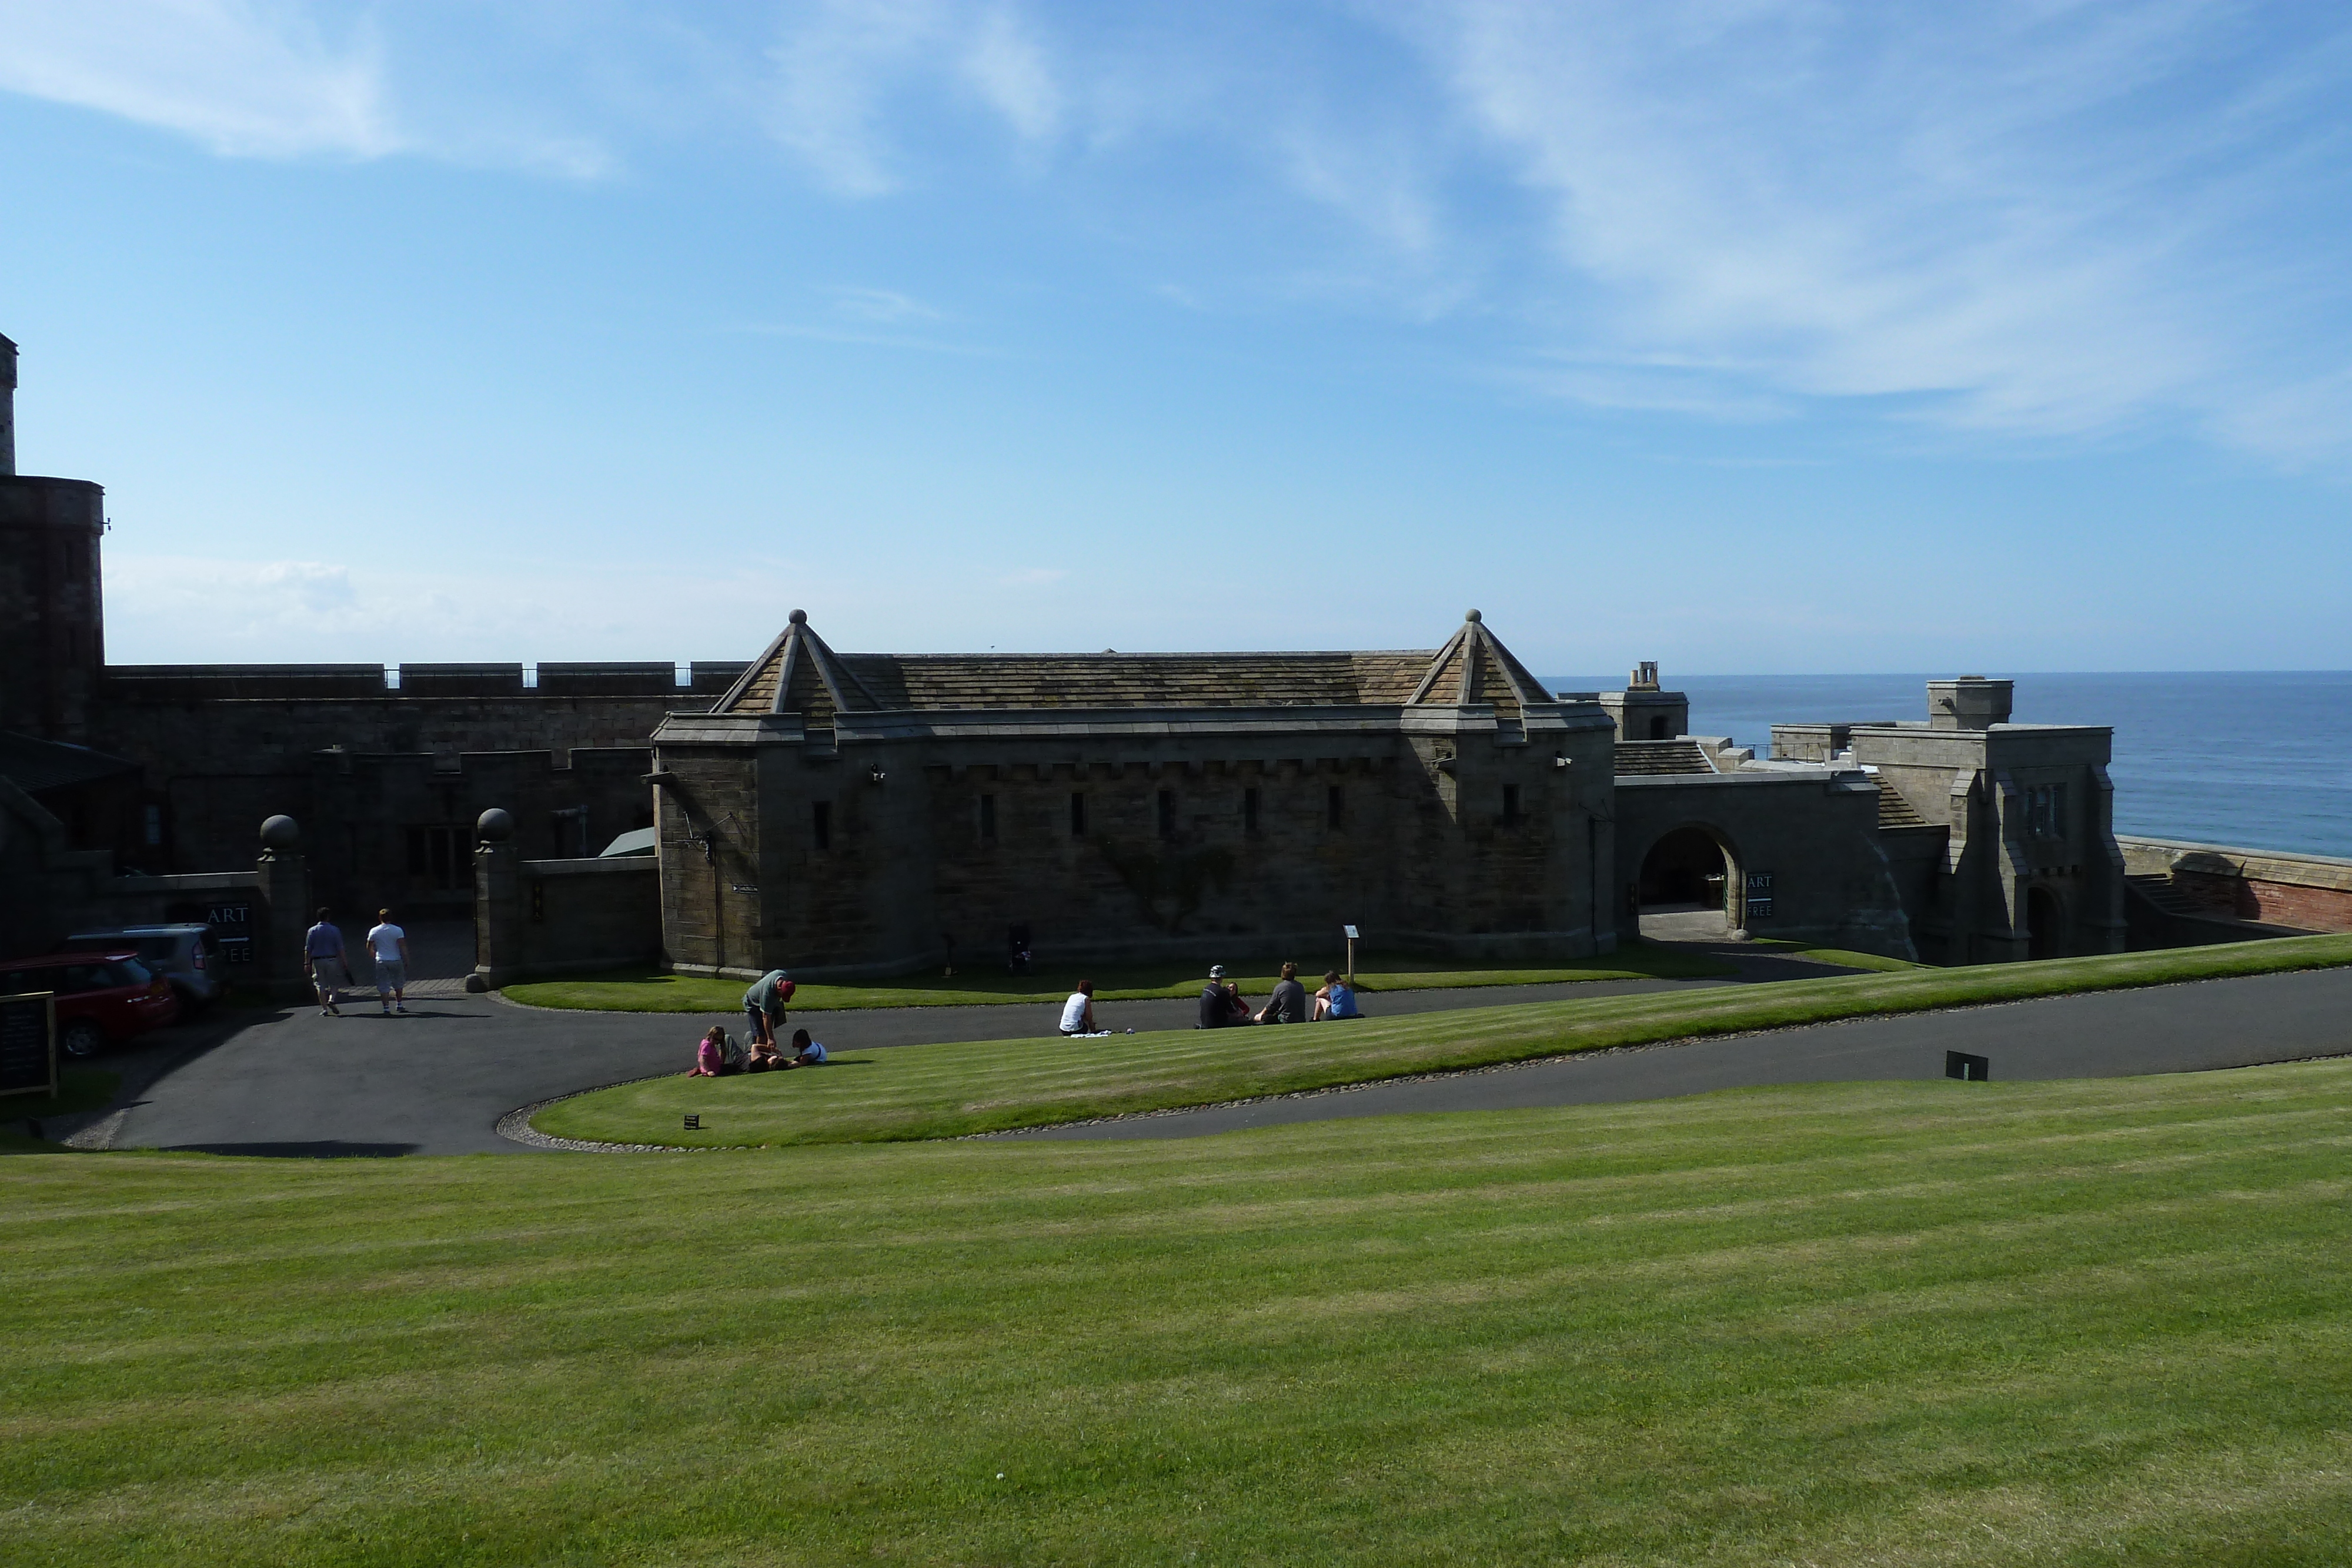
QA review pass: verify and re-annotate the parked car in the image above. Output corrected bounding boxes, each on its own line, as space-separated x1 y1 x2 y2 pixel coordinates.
58 924 219 1014
0 951 182 1059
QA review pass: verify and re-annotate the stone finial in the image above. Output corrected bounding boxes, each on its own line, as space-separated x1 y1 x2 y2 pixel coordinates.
259 814 300 851
789 609 808 625
1464 608 1482 623
476 807 515 842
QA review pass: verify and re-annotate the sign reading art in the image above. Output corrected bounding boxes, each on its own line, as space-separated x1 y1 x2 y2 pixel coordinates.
208 901 256 965
1745 870 1775 921
0 992 58 1099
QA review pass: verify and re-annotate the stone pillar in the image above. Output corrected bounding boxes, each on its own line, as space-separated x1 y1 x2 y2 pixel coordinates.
255 814 312 1000
467 807 522 992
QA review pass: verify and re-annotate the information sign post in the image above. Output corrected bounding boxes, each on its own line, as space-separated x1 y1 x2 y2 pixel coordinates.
1342 925 1360 985
0 993 58 1101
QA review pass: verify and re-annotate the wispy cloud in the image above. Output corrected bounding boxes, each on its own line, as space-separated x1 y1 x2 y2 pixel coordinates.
762 0 1063 195
10 2 2352 463
1400 0 2352 454
0 0 399 158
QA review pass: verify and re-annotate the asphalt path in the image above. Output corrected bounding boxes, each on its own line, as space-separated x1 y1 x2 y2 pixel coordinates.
52 957 2352 1156
68 967 1784 1157
1012 966 2352 1141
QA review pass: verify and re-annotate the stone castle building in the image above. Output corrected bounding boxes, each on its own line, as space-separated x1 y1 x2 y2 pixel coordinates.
4 332 2133 975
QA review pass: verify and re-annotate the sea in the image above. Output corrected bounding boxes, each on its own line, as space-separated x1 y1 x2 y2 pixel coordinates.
1541 671 2352 861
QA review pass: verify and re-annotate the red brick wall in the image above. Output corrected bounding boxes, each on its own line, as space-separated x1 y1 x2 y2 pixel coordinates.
2172 870 2352 933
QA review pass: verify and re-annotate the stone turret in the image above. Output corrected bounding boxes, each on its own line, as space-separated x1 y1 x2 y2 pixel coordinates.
1927 676 2013 730
0 333 108 740
1 331 16 476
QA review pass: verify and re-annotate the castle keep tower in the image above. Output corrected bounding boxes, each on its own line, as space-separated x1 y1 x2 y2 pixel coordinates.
0 333 109 741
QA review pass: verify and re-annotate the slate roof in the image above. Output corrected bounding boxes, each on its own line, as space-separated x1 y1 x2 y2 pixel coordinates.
1613 740 1716 777
716 610 1548 718
0 730 138 794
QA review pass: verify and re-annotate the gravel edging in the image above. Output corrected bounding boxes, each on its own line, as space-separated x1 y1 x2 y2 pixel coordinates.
495 1076 710 1152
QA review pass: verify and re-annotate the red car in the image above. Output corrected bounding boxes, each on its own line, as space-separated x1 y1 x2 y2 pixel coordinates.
0 950 182 1059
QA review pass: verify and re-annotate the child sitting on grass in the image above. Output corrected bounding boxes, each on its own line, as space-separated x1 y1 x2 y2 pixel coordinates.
687 1025 739 1077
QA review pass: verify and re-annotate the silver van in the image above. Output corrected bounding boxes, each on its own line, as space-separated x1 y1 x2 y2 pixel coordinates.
58 924 219 1014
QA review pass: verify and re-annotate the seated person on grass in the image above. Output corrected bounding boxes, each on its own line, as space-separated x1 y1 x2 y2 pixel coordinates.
784 1027 829 1068
687 1025 742 1077
1255 962 1308 1024
1060 981 1102 1037
1312 971 1362 1020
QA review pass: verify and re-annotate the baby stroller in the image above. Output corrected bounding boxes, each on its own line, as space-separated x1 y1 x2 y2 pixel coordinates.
1007 923 1034 977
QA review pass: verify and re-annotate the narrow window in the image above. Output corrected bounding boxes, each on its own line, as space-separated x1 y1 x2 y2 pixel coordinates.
1243 786 1261 835
813 800 831 850
1158 790 1176 840
2050 783 2068 838
1327 785 1344 830
1070 792 1086 837
1503 784 1521 826
143 804 163 847
980 794 997 842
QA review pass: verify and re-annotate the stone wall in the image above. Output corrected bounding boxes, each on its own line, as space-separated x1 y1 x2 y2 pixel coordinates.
2119 837 2352 934
472 845 660 985
1613 771 1919 958
83 661 749 890
654 706 1619 979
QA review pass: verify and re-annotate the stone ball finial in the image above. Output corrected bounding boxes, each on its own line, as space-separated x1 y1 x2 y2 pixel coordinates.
259 814 300 851
789 608 808 625
476 807 514 843
1465 608 1482 623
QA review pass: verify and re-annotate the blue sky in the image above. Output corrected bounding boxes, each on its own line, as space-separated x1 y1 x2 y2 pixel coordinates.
2 0 2348 673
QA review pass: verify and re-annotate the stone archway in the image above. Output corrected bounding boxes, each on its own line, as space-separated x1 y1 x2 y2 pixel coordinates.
1635 823 1740 941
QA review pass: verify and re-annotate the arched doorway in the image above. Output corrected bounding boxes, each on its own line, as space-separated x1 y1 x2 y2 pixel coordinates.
1637 824 1737 940
2026 885 2063 959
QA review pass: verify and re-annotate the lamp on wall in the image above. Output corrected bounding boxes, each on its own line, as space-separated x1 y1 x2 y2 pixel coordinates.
867 765 887 785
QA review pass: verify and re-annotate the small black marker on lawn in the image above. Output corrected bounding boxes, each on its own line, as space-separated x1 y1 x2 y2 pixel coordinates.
1946 1051 1990 1082
683 1114 701 1130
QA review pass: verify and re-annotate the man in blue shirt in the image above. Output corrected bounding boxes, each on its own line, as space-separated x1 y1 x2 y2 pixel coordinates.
304 908 347 1017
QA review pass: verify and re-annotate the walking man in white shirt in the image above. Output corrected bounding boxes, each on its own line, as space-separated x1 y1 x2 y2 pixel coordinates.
366 908 411 1015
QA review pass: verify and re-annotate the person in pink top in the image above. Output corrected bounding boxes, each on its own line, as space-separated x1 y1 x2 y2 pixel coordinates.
687 1025 732 1077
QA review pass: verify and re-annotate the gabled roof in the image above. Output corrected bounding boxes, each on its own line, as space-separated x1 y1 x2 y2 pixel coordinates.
714 609 1553 717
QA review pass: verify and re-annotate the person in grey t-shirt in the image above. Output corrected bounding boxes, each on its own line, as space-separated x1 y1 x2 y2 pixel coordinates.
1256 962 1308 1024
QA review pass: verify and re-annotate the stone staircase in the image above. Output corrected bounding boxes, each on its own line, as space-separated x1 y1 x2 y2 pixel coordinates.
1874 779 1930 829
2126 872 2205 917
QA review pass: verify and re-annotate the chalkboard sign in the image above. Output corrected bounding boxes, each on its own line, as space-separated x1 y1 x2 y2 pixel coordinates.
0 993 57 1099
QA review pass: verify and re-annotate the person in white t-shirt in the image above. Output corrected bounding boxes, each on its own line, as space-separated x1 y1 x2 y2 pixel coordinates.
366 909 411 1015
1059 981 1099 1036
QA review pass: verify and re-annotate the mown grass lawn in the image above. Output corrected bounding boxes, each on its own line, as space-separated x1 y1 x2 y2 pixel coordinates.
8 1061 2352 1565
503 942 1740 1013
536 934 2352 1148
